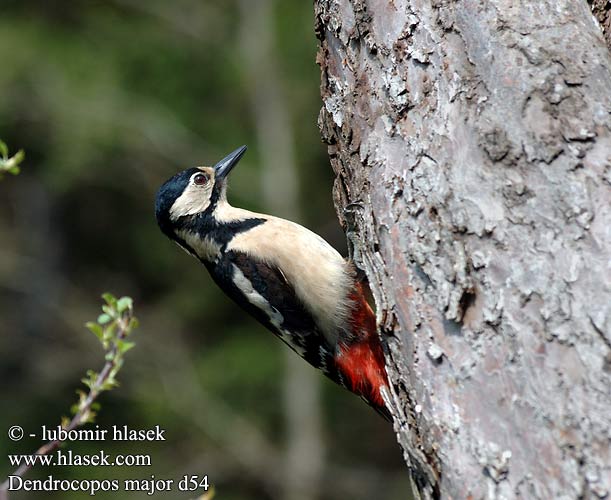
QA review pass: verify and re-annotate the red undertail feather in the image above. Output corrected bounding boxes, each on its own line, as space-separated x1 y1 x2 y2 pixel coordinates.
335 282 389 415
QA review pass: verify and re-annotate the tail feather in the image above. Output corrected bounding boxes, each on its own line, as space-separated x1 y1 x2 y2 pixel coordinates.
335 281 390 420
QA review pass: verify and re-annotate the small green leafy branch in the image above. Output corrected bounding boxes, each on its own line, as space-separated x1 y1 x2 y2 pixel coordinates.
0 140 24 179
79 294 138 422
0 294 138 494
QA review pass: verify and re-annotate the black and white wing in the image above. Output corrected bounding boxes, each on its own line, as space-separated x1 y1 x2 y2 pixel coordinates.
204 250 338 379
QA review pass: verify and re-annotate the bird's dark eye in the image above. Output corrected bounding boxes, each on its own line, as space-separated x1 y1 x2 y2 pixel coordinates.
193 173 209 186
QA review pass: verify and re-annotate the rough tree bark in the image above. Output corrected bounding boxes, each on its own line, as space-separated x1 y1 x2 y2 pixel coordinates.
589 0 611 48
314 1 611 499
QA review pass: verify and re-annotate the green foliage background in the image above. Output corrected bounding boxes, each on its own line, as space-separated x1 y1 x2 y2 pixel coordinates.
0 1 407 499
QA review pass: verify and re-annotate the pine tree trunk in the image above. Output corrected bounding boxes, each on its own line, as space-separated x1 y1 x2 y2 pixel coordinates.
314 1 611 498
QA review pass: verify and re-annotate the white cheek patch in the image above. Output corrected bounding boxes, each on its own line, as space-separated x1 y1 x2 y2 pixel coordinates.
169 183 213 220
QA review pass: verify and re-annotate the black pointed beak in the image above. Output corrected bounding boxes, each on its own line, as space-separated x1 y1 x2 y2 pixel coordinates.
214 145 247 180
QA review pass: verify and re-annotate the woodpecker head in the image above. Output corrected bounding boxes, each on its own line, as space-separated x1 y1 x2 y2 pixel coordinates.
155 145 247 239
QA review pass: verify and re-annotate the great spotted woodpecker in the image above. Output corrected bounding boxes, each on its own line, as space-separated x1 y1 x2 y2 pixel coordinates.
155 146 389 419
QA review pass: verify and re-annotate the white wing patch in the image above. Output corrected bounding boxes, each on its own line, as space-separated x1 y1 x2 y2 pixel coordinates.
231 263 306 357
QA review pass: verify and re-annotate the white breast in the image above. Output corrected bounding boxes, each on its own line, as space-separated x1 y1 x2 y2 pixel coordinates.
220 205 353 344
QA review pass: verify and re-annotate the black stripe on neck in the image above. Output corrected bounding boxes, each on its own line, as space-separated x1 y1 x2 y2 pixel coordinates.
176 213 266 255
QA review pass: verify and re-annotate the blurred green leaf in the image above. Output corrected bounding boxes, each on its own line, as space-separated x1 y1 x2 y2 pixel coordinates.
101 293 117 308
97 313 111 325
117 340 135 354
0 140 24 178
85 321 104 340
116 296 133 313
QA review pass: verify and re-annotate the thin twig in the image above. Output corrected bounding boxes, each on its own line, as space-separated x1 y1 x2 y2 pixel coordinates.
0 307 134 494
